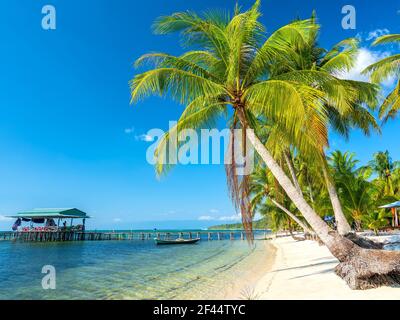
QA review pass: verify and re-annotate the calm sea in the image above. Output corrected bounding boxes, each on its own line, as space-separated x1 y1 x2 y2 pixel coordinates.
0 231 271 300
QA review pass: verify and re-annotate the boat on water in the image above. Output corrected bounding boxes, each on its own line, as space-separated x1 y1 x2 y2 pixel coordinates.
154 238 200 245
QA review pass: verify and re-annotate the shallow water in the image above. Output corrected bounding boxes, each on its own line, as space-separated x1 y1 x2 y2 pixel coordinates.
0 237 270 300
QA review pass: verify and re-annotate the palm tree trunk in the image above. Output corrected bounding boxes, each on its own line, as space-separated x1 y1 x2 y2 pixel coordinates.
241 122 400 289
322 166 352 236
306 176 315 205
269 198 312 234
283 150 303 195
242 125 335 246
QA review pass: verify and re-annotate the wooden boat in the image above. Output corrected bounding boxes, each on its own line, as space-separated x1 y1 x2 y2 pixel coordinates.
154 237 200 245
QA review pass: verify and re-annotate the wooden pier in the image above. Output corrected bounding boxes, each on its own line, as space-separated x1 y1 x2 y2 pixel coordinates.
0 230 265 243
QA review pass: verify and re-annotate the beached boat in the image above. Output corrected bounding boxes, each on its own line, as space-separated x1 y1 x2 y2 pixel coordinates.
154 238 200 245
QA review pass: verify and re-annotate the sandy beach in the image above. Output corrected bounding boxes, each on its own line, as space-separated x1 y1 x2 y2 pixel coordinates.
251 237 400 300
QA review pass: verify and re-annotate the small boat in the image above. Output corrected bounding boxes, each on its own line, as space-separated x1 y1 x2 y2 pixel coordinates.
154 238 200 245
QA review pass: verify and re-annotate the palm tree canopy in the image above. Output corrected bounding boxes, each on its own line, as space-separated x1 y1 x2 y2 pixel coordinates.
369 150 400 196
363 34 400 122
130 1 378 177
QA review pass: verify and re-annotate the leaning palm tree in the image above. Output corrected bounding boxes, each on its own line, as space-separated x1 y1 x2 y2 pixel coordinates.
273 15 380 236
363 34 400 122
249 164 312 233
242 12 380 236
130 1 400 289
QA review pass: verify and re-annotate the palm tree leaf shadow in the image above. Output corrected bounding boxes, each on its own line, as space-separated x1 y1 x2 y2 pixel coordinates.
272 260 337 273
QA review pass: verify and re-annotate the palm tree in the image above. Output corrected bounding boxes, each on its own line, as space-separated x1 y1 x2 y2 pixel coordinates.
281 15 380 236
369 151 400 196
249 164 312 233
329 151 376 231
362 211 391 236
297 159 336 223
392 168 400 196
258 202 296 236
245 12 380 236
363 34 400 122
130 1 400 289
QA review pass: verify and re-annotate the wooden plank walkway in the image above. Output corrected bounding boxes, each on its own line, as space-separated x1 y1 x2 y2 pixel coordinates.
0 231 268 242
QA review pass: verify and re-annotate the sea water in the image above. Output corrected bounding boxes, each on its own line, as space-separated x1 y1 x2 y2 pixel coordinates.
0 235 270 300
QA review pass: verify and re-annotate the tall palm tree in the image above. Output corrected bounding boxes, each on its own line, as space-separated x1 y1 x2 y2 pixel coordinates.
329 151 376 231
369 151 400 196
278 15 380 236
244 12 380 236
295 154 335 219
130 1 400 289
392 168 400 196
363 34 400 122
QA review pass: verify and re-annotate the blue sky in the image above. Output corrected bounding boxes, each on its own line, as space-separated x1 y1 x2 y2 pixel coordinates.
0 0 399 230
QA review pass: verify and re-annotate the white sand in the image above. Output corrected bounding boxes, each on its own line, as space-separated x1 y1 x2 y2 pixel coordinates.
254 237 400 300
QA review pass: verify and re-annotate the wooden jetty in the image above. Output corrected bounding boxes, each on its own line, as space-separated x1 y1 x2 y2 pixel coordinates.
3 207 268 243
0 230 263 243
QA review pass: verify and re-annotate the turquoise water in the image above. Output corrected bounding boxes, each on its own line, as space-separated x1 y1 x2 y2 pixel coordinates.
0 237 270 300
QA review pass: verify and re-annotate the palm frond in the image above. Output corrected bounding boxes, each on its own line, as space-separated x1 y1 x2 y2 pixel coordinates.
243 19 318 85
373 34 400 46
153 96 228 176
362 54 400 83
320 38 359 74
130 68 227 105
153 11 230 66
273 70 360 114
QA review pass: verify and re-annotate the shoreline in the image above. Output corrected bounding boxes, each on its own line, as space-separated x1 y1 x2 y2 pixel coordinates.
177 240 277 300
220 240 277 300
253 237 400 300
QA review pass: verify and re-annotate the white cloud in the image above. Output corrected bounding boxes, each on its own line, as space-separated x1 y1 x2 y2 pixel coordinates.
198 214 241 221
0 215 12 221
113 218 122 222
357 29 390 42
135 134 154 142
337 48 395 87
125 128 155 142
366 28 390 41
218 214 241 221
209 209 219 214
124 127 135 134
198 215 214 221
